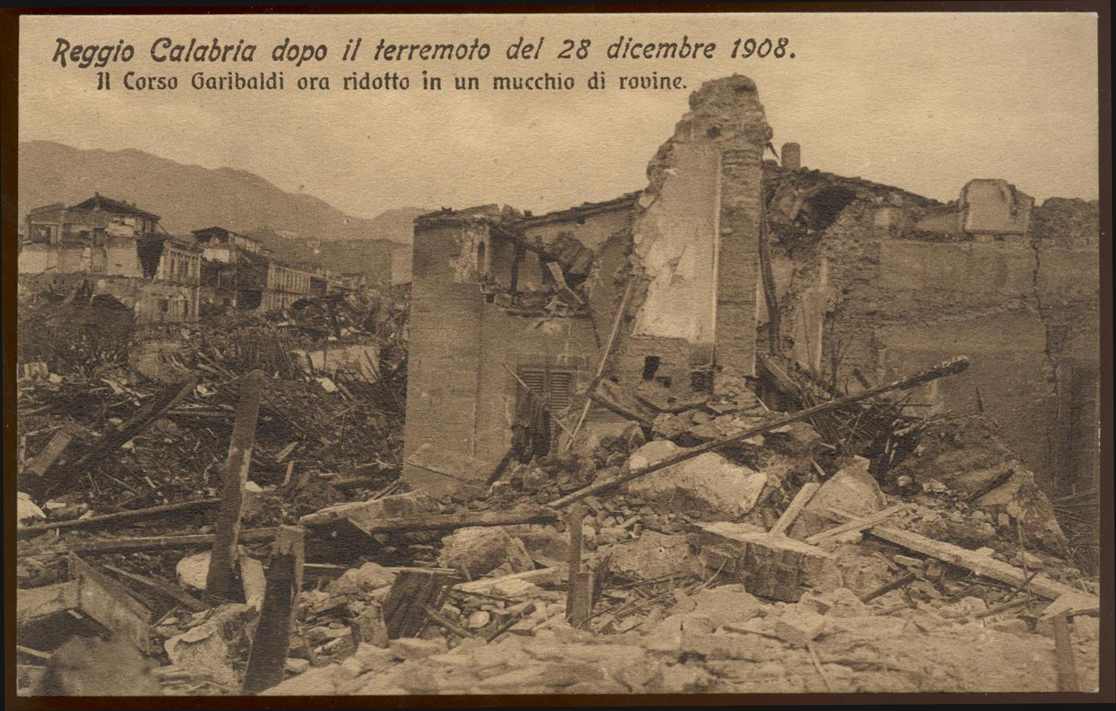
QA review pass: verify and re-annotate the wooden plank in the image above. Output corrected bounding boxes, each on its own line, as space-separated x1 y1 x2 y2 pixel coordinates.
25 424 80 478
300 505 557 536
550 356 972 509
863 523 1100 606
770 482 821 537
206 370 266 603
22 528 279 556
17 580 80 626
456 566 566 595
805 505 905 544
71 554 152 654
242 526 305 695
18 498 220 537
362 508 559 536
101 564 208 613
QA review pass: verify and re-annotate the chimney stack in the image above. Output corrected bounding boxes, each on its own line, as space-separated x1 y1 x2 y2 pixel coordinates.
781 142 801 170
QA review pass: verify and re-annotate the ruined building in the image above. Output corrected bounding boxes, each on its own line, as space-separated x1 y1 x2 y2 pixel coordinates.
401 75 1099 515
20 194 202 323
193 226 361 313
759 165 1100 506
192 226 270 311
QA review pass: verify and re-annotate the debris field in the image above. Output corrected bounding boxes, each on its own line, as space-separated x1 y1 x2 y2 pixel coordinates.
16 296 1099 694
15 72 1100 698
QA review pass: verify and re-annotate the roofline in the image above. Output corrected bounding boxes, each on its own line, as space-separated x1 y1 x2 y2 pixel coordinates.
512 192 641 228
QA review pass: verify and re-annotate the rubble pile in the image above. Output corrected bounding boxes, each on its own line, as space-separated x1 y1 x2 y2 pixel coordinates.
16 341 1100 696
16 297 1099 698
15 288 412 683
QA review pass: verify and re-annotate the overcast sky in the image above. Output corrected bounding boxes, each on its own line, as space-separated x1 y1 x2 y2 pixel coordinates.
20 12 1100 218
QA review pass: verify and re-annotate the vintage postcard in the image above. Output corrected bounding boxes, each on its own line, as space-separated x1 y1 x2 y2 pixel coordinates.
6 6 1107 702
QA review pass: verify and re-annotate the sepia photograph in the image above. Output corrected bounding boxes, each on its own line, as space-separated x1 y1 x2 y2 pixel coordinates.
4 5 1109 703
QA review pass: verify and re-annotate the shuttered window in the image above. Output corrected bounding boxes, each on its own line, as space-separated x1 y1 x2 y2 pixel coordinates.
516 366 575 455
517 367 572 410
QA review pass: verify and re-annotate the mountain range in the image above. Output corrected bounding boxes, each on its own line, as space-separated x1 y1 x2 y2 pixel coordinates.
18 141 427 246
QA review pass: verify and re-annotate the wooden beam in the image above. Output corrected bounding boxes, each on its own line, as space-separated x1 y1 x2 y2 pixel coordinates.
25 424 81 478
71 554 152 654
566 503 585 622
770 482 821 537
206 370 265 603
805 505 905 544
101 564 208 613
456 566 565 596
549 356 971 509
21 528 278 556
242 526 305 695
18 499 220 538
861 522 1099 606
17 581 80 626
1052 614 1078 692
859 572 918 603
565 278 636 450
300 505 558 536
567 572 595 629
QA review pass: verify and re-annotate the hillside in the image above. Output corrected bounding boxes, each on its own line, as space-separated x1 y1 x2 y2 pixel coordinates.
246 227 402 284
18 141 427 245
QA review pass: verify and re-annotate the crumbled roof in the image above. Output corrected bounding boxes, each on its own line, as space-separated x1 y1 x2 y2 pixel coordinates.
72 194 162 221
511 192 641 228
763 164 943 208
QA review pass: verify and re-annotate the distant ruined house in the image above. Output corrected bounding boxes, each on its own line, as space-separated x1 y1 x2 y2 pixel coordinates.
20 194 202 324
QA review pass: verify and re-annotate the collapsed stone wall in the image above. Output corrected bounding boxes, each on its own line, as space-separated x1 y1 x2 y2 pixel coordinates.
768 174 1100 552
636 75 772 383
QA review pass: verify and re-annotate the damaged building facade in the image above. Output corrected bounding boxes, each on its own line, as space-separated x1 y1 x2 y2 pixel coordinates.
20 194 203 323
193 225 356 313
760 162 1101 508
404 75 772 494
402 74 1100 526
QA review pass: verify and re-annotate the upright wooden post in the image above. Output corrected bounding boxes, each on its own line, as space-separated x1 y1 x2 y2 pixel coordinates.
566 503 593 627
566 503 585 589
243 525 305 695
205 370 265 602
1052 613 1079 692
